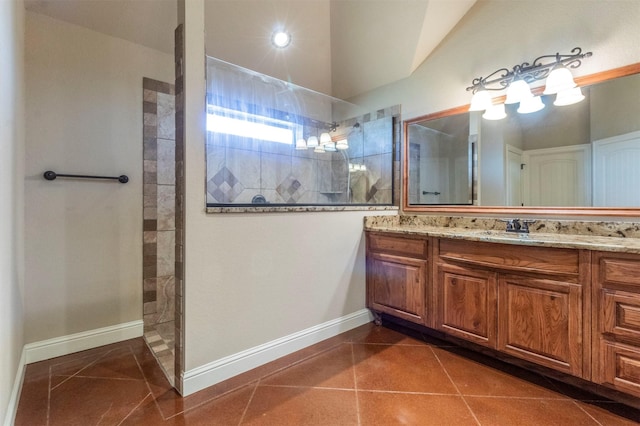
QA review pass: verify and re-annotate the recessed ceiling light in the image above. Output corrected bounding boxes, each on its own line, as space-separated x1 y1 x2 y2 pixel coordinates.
271 30 291 48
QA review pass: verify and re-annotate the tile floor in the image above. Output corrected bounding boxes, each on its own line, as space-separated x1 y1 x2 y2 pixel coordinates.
15 321 640 425
143 320 175 385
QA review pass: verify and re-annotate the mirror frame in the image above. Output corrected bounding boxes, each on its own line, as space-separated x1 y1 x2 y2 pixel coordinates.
403 62 640 217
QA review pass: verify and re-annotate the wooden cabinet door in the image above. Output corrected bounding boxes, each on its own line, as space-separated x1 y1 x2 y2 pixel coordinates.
367 252 427 324
498 274 584 377
597 340 640 398
437 263 497 348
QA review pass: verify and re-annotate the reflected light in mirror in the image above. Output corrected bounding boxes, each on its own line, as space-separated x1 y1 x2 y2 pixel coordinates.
517 95 545 113
554 87 586 106
482 103 507 120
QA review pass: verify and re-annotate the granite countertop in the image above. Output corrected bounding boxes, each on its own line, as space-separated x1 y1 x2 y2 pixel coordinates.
364 216 640 254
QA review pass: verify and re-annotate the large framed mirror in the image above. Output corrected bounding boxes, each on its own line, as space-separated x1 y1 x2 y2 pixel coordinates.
404 63 640 216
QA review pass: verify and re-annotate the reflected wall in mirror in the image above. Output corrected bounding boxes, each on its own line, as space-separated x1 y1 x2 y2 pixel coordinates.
407 113 472 205
404 63 640 216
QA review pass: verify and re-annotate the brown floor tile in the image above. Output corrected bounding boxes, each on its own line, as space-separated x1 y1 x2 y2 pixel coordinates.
14 365 50 426
52 346 144 388
353 344 458 394
241 386 358 425
576 401 640 425
351 323 428 346
260 343 355 389
432 347 566 399
358 391 478 425
122 383 257 425
15 324 640 426
48 376 150 425
464 396 600 425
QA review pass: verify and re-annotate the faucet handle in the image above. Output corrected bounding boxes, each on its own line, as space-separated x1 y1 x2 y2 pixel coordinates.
521 219 536 233
499 218 519 231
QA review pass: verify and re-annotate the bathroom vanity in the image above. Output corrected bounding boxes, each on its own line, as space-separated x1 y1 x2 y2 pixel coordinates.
365 216 640 404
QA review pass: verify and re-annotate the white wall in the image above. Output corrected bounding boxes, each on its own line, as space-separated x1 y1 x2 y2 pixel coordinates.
24 12 174 343
0 0 25 422
181 1 396 388
351 0 640 121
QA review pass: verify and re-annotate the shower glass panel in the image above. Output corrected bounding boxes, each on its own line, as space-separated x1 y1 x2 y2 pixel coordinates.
206 56 395 207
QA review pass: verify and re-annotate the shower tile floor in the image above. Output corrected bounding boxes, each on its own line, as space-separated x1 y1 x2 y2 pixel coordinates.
15 321 640 425
143 320 175 385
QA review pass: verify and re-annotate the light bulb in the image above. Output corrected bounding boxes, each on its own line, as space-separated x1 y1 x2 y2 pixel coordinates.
271 31 291 48
544 65 576 95
505 79 533 104
469 89 492 111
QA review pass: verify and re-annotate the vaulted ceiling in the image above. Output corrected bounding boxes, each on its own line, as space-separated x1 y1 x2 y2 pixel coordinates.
24 0 476 99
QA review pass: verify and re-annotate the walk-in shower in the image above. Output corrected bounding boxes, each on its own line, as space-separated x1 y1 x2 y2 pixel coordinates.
205 56 397 207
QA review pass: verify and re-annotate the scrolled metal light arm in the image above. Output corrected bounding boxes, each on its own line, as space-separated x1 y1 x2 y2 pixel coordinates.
466 47 592 94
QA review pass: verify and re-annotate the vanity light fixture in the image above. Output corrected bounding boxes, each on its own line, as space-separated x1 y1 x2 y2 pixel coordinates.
467 47 592 119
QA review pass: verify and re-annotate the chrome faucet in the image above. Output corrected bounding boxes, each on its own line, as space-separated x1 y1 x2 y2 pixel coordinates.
503 218 535 233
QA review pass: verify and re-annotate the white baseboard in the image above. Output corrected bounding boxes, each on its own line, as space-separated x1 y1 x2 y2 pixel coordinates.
24 320 144 364
4 321 143 425
3 348 26 426
182 309 373 396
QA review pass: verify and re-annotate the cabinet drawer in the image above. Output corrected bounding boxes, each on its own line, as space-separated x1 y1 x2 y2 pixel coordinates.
368 233 428 258
601 289 640 342
597 340 640 398
596 254 640 290
439 239 579 277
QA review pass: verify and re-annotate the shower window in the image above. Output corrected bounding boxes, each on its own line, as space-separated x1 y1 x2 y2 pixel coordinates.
207 105 297 145
205 56 397 208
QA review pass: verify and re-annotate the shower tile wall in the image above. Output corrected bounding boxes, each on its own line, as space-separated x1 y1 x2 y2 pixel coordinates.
142 77 176 382
174 23 185 394
206 105 400 205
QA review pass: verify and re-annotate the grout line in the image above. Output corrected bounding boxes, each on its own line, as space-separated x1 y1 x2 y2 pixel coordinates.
116 392 153 426
237 380 260 426
256 341 348 382
50 347 120 391
258 384 357 392
570 399 605 426
350 343 361 426
131 345 172 421
354 389 461 397
429 346 482 426
52 375 146 382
